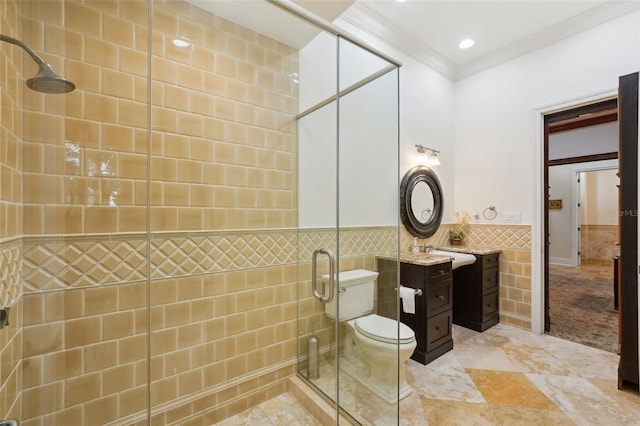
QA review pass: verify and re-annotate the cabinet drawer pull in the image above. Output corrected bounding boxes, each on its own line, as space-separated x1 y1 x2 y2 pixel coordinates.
435 326 441 331
438 295 445 300
438 269 447 275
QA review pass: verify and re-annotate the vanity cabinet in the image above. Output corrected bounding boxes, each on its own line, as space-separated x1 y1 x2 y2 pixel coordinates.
399 260 453 365
452 252 500 332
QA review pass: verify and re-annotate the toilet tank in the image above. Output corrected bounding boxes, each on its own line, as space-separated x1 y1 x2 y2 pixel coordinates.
322 269 379 321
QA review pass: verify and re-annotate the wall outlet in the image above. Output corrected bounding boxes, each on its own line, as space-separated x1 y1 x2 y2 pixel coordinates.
503 211 521 223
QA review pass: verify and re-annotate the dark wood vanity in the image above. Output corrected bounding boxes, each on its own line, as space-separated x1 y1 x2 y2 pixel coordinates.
451 251 500 332
376 247 500 365
377 256 454 365
400 260 453 364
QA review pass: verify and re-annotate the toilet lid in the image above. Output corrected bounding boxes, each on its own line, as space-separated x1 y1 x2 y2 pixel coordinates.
355 314 415 345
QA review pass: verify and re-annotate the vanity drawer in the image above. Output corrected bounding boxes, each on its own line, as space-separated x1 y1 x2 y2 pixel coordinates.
427 262 452 283
482 253 499 269
426 279 452 317
482 291 499 321
426 310 452 352
481 267 499 294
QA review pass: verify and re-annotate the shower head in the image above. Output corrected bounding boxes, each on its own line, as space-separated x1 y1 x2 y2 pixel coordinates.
0 33 76 94
27 62 76 94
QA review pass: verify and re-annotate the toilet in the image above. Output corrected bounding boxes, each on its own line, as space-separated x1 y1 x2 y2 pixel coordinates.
322 269 416 404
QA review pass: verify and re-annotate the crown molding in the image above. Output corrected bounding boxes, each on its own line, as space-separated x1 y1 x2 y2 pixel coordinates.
341 1 640 82
340 2 458 79
456 1 640 80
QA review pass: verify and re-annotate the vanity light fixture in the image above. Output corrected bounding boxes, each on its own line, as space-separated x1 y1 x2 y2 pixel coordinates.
415 144 440 166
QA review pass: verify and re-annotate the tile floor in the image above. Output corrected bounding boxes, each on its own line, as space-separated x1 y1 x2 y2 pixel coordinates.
549 259 615 281
401 324 639 425
548 259 618 353
221 323 640 425
216 392 322 425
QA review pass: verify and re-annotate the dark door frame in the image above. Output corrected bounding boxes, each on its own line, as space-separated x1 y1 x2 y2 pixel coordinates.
543 98 618 332
618 71 639 389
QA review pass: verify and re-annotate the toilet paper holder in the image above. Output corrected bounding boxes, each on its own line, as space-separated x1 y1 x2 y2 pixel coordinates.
396 287 423 296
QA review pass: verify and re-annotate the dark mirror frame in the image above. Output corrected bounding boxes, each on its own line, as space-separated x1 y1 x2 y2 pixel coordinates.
400 165 443 238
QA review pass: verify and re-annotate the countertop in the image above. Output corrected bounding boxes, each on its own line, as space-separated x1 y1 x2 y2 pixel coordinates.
434 245 502 255
377 246 500 267
377 251 452 267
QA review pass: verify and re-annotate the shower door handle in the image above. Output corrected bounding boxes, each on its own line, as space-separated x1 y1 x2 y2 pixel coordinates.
311 248 336 303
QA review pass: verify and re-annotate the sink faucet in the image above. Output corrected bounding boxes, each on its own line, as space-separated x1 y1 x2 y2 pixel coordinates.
421 245 433 253
411 239 434 254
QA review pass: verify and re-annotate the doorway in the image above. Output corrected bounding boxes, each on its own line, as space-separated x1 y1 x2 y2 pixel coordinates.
547 161 619 352
543 98 618 350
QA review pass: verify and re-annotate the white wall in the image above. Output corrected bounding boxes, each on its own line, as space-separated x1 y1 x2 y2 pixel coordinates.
548 164 574 265
549 122 618 161
581 169 618 226
298 33 402 228
548 161 618 265
333 17 456 225
453 11 640 225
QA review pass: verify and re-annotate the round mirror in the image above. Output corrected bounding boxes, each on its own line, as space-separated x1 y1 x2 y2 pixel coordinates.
411 181 435 223
400 165 443 238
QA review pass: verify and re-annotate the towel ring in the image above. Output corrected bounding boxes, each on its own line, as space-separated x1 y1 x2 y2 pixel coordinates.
483 206 497 220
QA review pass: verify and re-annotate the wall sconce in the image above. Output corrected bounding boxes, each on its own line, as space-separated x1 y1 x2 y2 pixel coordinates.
415 144 441 166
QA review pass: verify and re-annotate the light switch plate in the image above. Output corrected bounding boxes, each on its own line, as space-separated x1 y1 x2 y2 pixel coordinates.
503 211 521 223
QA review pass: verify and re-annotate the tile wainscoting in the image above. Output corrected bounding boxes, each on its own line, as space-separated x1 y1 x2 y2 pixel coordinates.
402 224 533 330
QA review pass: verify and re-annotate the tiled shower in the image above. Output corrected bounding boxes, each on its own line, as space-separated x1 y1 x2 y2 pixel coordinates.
1 0 309 423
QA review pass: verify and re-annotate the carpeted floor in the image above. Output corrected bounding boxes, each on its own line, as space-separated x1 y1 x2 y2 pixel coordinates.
548 273 618 353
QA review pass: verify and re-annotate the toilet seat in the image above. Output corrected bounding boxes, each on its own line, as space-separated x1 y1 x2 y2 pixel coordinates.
354 314 415 345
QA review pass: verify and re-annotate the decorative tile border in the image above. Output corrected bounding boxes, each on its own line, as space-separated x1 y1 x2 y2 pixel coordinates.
402 224 531 250
20 226 403 290
150 231 297 278
0 243 22 307
297 226 398 262
467 224 531 249
22 236 148 291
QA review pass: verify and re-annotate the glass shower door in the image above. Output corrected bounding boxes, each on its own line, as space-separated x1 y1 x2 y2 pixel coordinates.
297 33 400 423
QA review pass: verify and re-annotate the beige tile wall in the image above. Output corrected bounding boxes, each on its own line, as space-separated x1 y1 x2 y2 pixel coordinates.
17 3 151 422
149 0 298 234
403 224 533 330
21 284 148 425
147 1 299 423
581 224 619 262
0 0 24 420
16 0 302 424
20 0 150 235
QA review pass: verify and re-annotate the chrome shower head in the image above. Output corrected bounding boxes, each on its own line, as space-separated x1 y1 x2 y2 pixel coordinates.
26 62 76 94
0 33 76 94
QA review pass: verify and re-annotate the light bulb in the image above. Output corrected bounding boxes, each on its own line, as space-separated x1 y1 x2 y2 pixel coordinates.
416 152 428 164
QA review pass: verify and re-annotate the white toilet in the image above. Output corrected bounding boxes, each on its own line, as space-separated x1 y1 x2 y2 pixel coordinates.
322 269 416 404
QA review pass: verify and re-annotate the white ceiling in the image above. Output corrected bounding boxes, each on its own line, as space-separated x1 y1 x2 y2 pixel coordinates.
191 0 640 80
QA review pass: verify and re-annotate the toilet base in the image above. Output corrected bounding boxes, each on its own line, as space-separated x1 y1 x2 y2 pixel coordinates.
339 356 413 404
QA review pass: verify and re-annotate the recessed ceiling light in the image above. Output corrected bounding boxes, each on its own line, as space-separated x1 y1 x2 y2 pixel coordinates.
173 38 190 48
396 0 408 3
459 39 475 49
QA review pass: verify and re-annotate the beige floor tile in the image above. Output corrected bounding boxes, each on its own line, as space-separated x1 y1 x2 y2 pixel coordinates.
219 324 639 425
467 369 557 410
